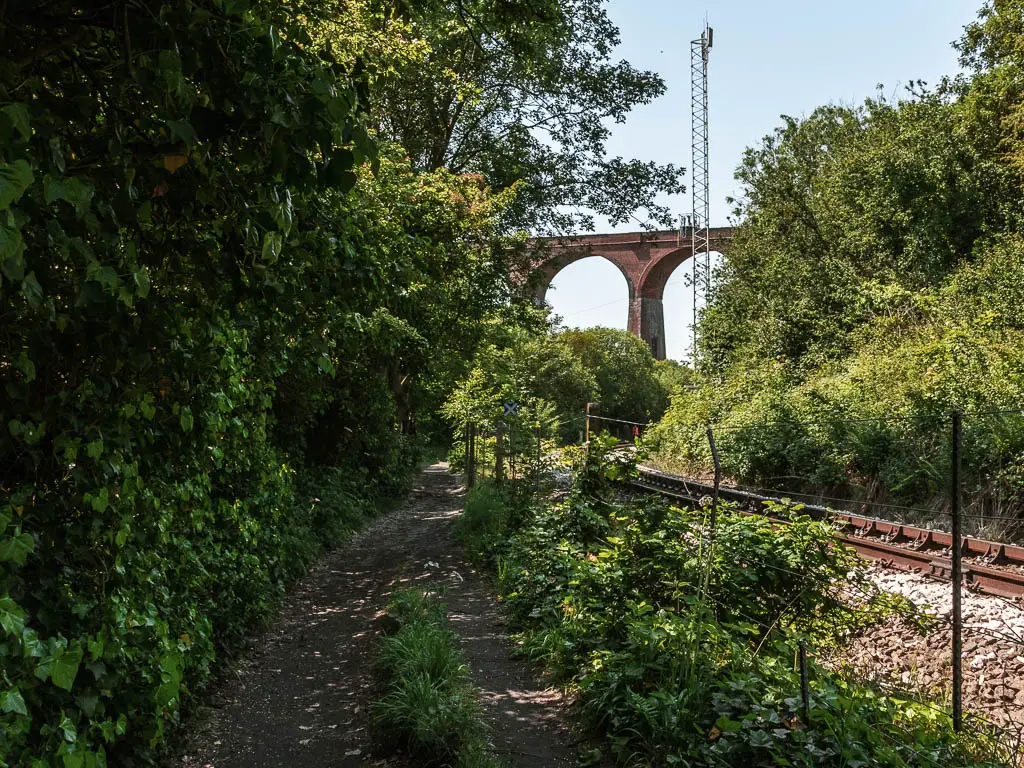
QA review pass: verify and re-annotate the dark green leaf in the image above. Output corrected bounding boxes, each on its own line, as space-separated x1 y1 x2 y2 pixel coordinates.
0 597 26 636
0 160 33 210
0 689 26 716
167 119 198 147
0 532 34 565
51 644 83 692
22 271 43 307
2 104 30 140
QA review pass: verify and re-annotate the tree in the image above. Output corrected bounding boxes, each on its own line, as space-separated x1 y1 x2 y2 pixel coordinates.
367 0 685 233
556 327 669 425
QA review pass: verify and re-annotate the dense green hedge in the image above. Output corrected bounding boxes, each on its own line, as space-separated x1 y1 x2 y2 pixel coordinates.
0 1 516 764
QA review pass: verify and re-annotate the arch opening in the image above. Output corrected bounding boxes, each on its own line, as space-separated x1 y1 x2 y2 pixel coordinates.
660 251 726 361
544 256 632 333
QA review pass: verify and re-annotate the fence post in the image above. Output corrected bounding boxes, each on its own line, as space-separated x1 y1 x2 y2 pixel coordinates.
951 411 963 732
495 421 506 484
706 426 722 529
798 641 810 725
510 421 516 481
585 402 600 443
534 423 542 494
467 423 476 488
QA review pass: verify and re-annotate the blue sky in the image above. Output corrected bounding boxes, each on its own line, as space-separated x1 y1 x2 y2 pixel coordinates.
544 0 981 361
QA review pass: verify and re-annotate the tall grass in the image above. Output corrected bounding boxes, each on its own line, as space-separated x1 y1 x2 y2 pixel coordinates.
371 589 497 768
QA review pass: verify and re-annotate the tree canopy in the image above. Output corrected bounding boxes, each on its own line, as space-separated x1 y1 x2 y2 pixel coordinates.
651 0 1024 517
369 0 685 232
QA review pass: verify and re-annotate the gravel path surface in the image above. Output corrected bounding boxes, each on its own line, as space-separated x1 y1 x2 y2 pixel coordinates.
170 464 578 767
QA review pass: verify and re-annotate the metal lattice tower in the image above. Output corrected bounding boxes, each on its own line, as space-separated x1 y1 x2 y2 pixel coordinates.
690 25 712 360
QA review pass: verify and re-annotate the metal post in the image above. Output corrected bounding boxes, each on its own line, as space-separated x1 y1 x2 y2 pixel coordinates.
690 24 713 363
495 422 505 484
706 426 721 529
798 641 810 725
951 411 963 732
467 424 476 488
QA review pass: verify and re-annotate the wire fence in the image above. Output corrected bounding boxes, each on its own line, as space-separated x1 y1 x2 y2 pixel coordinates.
582 405 1024 760
453 403 1024 758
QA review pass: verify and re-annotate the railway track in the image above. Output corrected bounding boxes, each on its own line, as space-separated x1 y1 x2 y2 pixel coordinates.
631 466 1024 600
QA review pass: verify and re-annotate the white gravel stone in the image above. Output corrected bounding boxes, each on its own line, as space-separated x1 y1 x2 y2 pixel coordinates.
827 563 1024 735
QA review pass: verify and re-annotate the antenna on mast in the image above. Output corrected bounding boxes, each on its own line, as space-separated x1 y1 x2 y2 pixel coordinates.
690 22 712 363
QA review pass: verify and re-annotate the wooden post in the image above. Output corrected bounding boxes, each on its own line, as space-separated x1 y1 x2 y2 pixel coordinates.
467 424 476 488
535 423 542 494
495 422 505 484
706 426 721 529
585 402 600 443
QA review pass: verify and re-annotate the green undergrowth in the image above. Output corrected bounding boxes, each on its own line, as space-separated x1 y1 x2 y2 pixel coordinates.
464 439 1012 767
372 589 497 768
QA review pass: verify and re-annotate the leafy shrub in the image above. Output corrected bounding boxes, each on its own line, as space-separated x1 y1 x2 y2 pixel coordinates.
478 445 1006 766
372 589 495 768
456 482 511 562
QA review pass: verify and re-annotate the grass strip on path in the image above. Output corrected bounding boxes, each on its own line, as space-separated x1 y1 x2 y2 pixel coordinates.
372 588 498 768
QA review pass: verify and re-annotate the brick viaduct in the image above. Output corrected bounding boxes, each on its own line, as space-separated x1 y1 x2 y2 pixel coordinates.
531 228 734 360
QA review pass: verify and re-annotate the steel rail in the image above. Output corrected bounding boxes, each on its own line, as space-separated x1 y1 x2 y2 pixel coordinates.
630 466 1024 600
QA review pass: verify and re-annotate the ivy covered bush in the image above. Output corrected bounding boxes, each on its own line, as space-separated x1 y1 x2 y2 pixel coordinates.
0 1 518 764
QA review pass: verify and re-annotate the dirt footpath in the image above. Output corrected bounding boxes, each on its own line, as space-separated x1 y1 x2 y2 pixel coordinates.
173 463 578 767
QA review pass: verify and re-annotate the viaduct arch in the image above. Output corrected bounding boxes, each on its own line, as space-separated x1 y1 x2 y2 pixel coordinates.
531 227 734 360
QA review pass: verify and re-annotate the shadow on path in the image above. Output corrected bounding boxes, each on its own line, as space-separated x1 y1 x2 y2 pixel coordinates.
172 463 578 767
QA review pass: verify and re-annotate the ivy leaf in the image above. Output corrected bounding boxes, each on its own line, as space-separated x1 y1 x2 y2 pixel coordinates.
133 269 151 299
0 532 34 565
223 0 250 15
2 103 30 140
167 120 198 148
21 270 43 308
0 226 26 278
317 355 336 376
77 691 100 717
180 408 194 433
0 160 33 210
325 148 354 190
16 351 35 382
0 688 27 716
43 175 94 213
58 712 77 742
0 596 26 636
261 231 282 263
747 730 774 748
154 650 183 707
22 627 43 658
51 644 83 692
